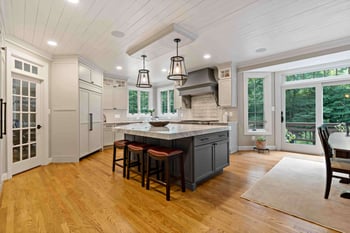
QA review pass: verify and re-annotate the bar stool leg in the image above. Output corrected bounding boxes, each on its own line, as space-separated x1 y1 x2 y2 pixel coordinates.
180 155 185 192
141 152 145 187
127 150 131 180
112 144 117 172
165 158 170 201
146 154 151 190
122 147 127 178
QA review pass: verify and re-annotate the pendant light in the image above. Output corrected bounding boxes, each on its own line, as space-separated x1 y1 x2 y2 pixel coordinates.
167 38 188 81
136 55 152 88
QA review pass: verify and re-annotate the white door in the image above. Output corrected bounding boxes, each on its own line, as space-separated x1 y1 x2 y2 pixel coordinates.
281 85 320 154
11 74 42 174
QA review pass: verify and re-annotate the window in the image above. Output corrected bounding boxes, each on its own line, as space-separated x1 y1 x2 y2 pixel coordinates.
158 87 176 116
285 66 350 82
243 72 272 135
128 88 152 115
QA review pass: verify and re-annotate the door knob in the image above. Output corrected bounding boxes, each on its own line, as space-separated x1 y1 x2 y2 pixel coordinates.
37 125 42 129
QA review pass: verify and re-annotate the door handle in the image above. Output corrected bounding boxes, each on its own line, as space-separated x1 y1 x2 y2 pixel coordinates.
281 111 284 123
0 99 6 138
37 125 42 129
0 98 3 139
89 113 93 131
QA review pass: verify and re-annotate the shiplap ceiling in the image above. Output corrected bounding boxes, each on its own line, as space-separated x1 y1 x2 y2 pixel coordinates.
1 0 350 85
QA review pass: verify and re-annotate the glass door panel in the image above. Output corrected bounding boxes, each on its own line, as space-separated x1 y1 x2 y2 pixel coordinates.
282 86 317 154
12 76 40 174
323 84 350 131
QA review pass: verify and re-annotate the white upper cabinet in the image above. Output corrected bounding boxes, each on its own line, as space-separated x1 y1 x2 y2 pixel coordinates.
79 64 103 87
103 79 127 110
218 64 237 107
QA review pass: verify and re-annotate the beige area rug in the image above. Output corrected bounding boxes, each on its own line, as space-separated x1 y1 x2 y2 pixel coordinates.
241 157 350 233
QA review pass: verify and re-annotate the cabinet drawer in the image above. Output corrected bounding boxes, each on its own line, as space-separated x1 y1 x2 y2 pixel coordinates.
194 131 228 146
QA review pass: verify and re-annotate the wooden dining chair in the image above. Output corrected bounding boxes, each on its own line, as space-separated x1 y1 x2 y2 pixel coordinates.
317 126 350 199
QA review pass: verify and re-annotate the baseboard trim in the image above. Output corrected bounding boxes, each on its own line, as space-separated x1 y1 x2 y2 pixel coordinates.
238 145 276 151
0 173 8 192
51 157 79 163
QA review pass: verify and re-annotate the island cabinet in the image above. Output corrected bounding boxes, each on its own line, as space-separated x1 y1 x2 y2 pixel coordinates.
193 131 229 183
122 127 229 190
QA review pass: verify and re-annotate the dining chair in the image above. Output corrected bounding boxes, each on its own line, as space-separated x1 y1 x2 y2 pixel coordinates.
318 126 350 199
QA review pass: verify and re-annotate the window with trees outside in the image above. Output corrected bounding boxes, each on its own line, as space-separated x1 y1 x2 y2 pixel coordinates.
158 87 176 116
243 72 272 135
128 88 151 115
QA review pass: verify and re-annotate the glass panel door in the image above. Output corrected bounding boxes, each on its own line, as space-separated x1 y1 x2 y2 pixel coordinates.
323 84 350 132
282 86 318 154
12 75 40 174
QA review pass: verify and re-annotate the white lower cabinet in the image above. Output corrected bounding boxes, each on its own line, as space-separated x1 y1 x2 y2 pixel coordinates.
79 86 102 158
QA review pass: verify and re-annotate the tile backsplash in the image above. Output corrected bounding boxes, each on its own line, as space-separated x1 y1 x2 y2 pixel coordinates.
191 94 218 119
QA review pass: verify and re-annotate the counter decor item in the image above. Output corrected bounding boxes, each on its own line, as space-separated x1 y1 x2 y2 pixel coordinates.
149 121 169 127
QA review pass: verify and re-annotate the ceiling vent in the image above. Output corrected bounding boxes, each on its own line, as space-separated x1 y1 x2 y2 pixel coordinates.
126 24 197 60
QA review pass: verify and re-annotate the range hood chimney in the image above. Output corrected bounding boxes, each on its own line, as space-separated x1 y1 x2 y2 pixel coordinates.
177 68 218 106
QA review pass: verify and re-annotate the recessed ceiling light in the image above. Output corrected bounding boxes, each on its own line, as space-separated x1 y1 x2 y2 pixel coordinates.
203 54 211 59
256 48 267 53
116 66 123 70
111 30 125 38
47 40 57 46
161 68 167 72
67 0 79 4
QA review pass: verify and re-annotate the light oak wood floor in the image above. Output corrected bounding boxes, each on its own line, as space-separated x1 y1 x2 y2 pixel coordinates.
0 149 337 233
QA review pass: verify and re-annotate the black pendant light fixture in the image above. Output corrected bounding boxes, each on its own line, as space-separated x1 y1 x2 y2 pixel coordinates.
167 38 188 81
136 55 152 88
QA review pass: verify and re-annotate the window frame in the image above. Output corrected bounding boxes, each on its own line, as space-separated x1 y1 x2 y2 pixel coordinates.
157 86 177 118
127 87 153 117
243 72 272 135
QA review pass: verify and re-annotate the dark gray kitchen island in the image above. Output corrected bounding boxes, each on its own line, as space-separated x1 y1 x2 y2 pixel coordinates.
114 123 230 190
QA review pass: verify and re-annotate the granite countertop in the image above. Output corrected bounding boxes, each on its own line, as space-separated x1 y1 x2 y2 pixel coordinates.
113 123 229 140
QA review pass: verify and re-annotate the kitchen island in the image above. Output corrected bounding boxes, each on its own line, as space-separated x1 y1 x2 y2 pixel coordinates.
114 123 230 190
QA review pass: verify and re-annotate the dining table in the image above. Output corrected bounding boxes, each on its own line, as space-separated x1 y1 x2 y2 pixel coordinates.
328 132 350 199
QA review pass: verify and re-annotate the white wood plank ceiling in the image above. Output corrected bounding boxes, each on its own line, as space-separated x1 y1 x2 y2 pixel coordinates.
1 0 350 84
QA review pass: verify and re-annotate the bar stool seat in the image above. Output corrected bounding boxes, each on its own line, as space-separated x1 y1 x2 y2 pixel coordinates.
112 139 130 177
127 142 152 187
146 146 186 201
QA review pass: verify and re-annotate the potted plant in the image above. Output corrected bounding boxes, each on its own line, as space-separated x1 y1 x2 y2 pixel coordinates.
255 136 266 149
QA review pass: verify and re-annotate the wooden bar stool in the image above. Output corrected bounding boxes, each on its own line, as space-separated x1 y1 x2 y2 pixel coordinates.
112 139 130 177
127 142 152 187
146 146 186 201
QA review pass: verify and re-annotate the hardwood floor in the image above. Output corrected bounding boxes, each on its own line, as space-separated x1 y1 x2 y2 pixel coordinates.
0 149 336 233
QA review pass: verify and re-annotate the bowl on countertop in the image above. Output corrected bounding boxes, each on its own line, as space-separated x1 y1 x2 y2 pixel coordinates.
149 121 169 127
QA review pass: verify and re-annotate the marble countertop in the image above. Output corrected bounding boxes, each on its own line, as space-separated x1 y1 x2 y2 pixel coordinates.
113 123 229 140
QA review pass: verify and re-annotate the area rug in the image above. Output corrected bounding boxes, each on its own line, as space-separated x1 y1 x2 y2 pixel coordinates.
241 157 350 233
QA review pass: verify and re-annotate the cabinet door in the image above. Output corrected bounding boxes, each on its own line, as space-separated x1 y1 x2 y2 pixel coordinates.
218 79 232 107
89 91 102 122
80 124 89 157
214 140 229 171
194 143 213 182
174 88 183 109
89 122 102 152
103 85 113 109
113 86 127 109
79 89 89 157
91 70 103 87
79 64 91 83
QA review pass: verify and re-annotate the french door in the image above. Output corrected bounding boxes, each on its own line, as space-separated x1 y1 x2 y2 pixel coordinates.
281 85 319 154
11 74 42 174
281 81 350 154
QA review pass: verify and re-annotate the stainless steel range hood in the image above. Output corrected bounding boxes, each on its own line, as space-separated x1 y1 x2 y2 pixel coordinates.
177 68 218 106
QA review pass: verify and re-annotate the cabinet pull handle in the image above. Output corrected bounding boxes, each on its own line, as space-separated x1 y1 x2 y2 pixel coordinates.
89 113 93 131
0 98 3 139
0 99 6 138
200 137 209 141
